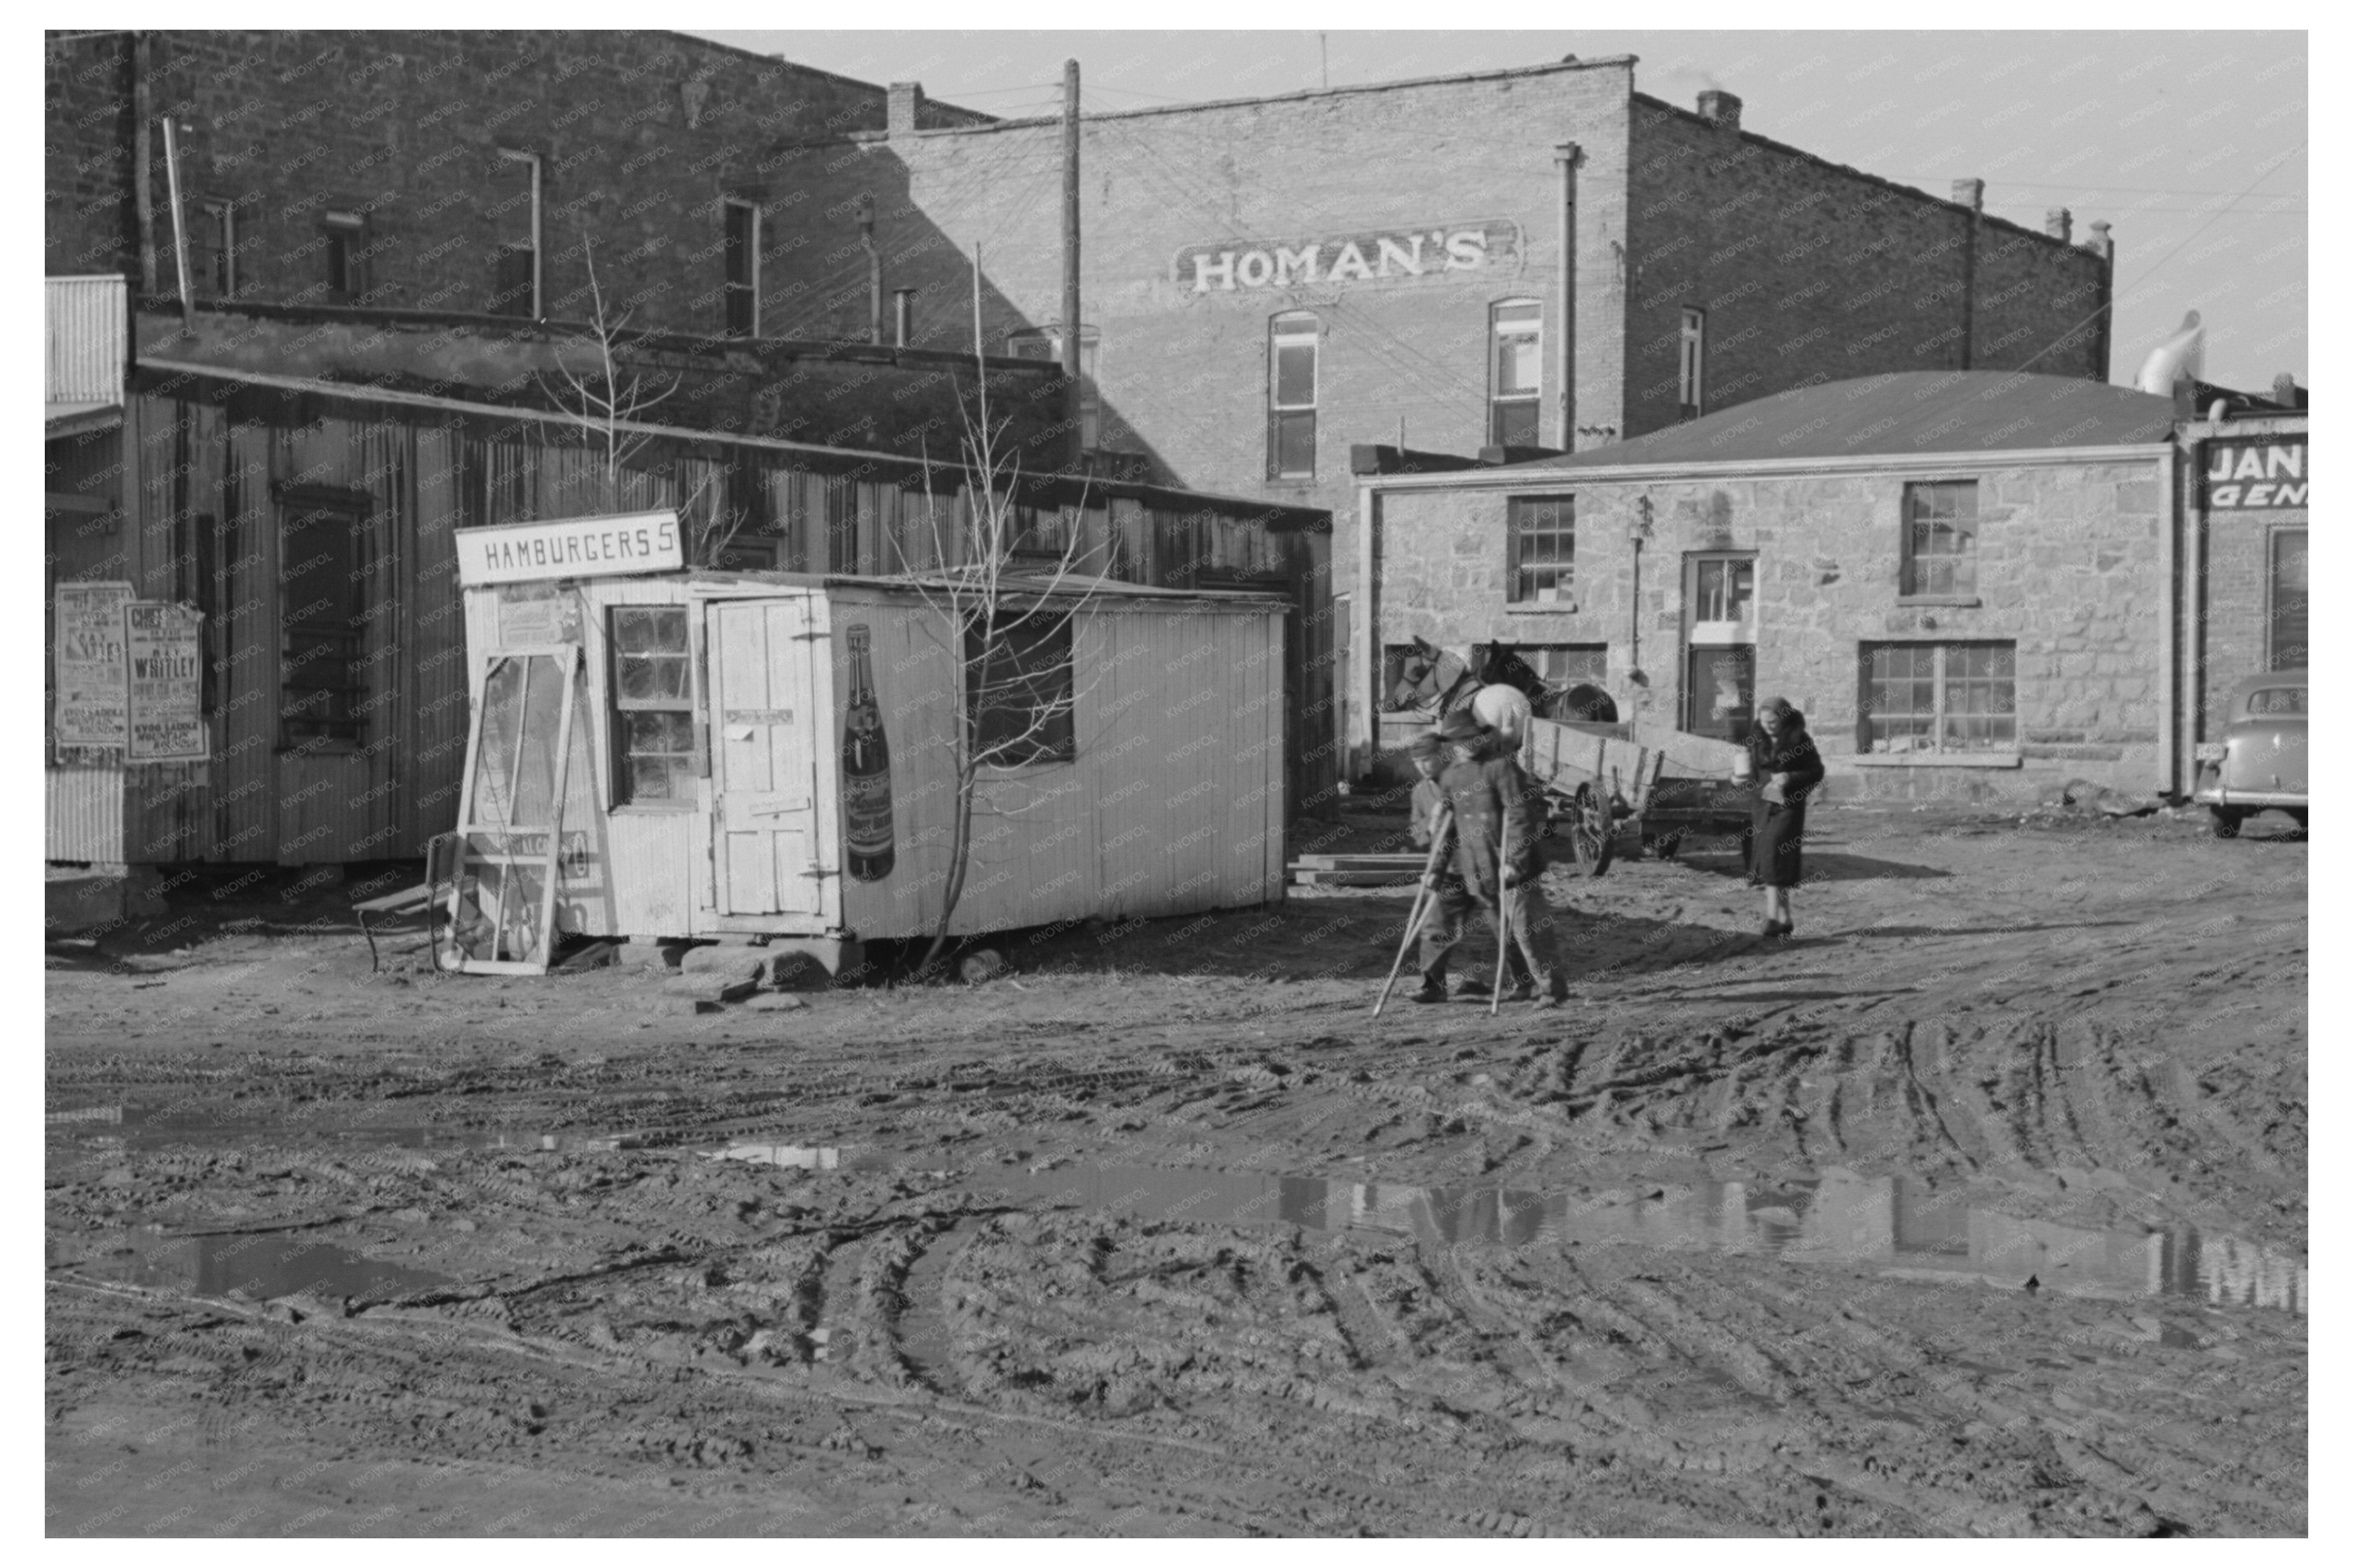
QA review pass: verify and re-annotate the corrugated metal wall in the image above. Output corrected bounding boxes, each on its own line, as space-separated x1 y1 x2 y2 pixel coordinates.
45 276 126 405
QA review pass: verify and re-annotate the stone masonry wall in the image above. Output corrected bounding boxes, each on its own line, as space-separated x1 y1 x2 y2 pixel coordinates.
45 31 987 335
1624 97 2110 441
1377 453 2171 801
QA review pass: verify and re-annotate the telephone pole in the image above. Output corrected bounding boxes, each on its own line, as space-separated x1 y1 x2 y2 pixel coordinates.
1062 59 1083 470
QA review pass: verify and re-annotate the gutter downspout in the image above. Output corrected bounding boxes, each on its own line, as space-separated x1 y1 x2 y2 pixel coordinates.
2157 439 2179 798
1554 143 1581 451
1354 480 1381 780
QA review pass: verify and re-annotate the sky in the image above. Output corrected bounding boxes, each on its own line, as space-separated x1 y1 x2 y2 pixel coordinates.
690 28 2308 392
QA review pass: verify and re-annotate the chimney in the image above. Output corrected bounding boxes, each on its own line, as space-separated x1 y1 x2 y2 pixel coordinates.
2087 219 2113 259
2272 372 2303 409
887 81 923 138
1696 89 1742 132
2045 207 2072 242
1952 178 1985 212
893 288 916 348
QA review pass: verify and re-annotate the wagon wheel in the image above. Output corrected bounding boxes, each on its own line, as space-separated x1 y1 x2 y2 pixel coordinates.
1567 787 1616 878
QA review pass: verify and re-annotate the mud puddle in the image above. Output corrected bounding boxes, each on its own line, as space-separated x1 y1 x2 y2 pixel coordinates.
49 1225 451 1303
48 1101 634 1155
969 1161 2308 1314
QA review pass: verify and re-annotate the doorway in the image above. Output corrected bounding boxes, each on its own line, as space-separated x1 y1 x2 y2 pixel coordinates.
1682 553 1756 741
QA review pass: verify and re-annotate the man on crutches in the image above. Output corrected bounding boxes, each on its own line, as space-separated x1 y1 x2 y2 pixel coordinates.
1426 710 1569 1008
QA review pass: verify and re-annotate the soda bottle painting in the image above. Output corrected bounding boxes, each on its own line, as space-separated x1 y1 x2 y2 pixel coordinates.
841 624 896 881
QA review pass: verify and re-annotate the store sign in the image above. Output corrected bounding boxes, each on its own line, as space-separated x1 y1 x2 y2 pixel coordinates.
2205 438 2309 509
455 511 684 586
125 601 207 762
1174 220 1523 294
53 581 134 749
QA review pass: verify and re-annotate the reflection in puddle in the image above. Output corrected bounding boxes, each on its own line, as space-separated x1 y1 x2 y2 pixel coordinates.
707 1142 839 1171
49 1227 451 1302
973 1163 2308 1315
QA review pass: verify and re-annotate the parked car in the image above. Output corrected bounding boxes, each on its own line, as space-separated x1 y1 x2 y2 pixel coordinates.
2192 668 2307 838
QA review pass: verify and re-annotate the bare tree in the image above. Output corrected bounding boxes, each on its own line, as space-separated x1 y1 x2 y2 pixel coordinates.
540 234 749 565
898 356 1111 976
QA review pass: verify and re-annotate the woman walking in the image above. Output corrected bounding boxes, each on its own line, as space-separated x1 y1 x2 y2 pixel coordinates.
1746 696 1825 937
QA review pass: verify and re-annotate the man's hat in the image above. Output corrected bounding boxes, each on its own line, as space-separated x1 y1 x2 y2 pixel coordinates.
1405 732 1445 760
1436 709 1491 744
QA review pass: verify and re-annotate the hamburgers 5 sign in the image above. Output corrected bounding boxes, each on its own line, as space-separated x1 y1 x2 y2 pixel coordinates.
1175 220 1523 294
2204 438 2309 510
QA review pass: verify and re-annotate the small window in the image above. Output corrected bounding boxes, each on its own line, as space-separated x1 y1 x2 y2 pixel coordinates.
609 606 697 805
1861 641 2016 754
202 199 238 299
1491 300 1543 448
1679 307 1706 420
322 210 368 305
724 199 760 338
1901 480 1979 598
1507 495 1575 604
2269 529 2307 669
967 609 1076 767
1008 326 1101 449
1268 312 1319 480
1693 557 1755 625
279 495 368 747
489 150 541 318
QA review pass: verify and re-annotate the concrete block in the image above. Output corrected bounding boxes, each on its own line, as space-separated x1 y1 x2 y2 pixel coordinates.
679 946 769 982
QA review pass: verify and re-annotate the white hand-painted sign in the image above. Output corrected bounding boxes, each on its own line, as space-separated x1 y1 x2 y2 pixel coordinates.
1174 220 1523 294
456 511 684 586
2203 439 2308 510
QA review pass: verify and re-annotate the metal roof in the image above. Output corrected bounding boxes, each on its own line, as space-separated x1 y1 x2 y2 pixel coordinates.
1510 372 2179 471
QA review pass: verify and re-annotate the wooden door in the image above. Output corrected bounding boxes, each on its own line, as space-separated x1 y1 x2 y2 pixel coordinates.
708 598 827 919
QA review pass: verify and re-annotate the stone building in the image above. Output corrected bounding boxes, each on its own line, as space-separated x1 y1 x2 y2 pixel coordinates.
1353 371 2186 801
45 30 989 337
753 58 2119 773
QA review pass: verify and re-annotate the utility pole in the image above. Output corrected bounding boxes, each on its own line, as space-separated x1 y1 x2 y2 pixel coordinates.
131 33 156 294
1554 143 1581 452
162 116 193 327
1062 59 1083 470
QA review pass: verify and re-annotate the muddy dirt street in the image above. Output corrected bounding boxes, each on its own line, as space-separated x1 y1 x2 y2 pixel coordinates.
47 802 2307 1537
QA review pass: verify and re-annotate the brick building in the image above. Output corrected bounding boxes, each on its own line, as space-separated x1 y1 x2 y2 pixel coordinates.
752 58 2119 767
2174 399 2308 783
45 30 989 337
1354 371 2186 802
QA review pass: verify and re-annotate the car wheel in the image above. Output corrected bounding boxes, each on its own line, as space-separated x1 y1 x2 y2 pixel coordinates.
2209 807 2242 839
2290 810 2308 833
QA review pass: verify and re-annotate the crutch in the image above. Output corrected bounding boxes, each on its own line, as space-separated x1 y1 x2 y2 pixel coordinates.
1372 804 1455 1017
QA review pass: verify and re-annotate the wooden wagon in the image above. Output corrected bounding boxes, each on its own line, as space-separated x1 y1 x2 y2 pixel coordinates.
1520 715 1755 876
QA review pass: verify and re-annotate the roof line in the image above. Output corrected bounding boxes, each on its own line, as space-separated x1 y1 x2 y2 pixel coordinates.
663 30 990 122
1366 442 2173 490
781 55 1639 148
1630 91 2106 260
134 357 1330 529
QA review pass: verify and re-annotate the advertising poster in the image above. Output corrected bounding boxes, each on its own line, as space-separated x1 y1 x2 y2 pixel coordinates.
53 581 134 749
125 601 208 762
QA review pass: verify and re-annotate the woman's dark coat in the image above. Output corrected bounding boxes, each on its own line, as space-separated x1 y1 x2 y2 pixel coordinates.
1746 713 1826 889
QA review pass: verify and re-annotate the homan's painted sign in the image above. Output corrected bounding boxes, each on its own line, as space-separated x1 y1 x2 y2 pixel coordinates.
2204 438 2309 509
455 511 684 586
1175 220 1523 294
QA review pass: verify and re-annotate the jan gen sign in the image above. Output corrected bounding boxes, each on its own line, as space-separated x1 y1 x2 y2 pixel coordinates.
455 511 685 586
2203 439 2309 510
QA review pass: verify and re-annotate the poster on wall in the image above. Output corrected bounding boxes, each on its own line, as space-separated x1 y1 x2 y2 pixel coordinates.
53 580 134 750
125 601 208 762
841 624 896 881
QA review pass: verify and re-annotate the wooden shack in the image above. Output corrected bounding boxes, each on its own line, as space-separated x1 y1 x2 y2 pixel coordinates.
448 528 1288 969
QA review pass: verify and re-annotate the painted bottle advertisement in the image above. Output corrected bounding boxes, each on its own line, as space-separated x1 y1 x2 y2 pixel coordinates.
841 624 896 882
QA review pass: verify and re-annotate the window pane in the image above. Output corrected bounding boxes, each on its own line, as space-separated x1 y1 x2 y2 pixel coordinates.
1496 334 1540 396
2271 531 2308 668
1274 343 1315 407
1492 399 1538 448
632 756 676 801
1275 411 1315 476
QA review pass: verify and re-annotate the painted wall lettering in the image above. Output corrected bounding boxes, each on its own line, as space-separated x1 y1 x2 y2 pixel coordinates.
2204 438 2310 510
1175 221 1521 294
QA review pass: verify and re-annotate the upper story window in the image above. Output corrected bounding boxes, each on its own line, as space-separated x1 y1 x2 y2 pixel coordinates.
489 149 542 319
1679 306 1707 420
1901 480 1979 598
723 199 761 339
1267 312 1319 480
322 210 368 305
201 199 239 300
1008 325 1100 449
1490 300 1542 448
1506 495 1575 605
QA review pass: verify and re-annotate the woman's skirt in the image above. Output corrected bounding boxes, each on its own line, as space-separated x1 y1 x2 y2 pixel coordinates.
1747 805 1806 888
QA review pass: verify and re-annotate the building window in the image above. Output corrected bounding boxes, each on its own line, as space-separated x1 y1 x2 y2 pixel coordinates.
202 199 238 299
278 494 368 747
1490 300 1542 448
1901 480 1979 598
1506 495 1575 604
322 210 368 305
610 606 697 805
967 610 1076 767
1008 326 1100 449
723 199 761 339
1679 307 1706 419
2270 529 2308 669
1861 641 2016 754
1268 312 1319 480
487 149 541 318
1692 555 1755 627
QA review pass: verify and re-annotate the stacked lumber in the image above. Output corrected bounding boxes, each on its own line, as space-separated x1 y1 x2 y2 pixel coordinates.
1288 853 1426 888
